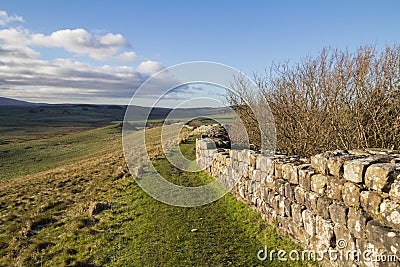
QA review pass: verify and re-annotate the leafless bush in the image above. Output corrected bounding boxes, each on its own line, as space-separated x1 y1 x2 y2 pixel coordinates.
227 45 400 157
226 77 261 149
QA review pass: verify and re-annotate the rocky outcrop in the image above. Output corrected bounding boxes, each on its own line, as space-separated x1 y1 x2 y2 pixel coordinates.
201 124 230 148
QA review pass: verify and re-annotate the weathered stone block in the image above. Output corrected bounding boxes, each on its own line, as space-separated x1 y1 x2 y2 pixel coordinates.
305 191 319 213
348 149 370 156
347 208 368 239
366 148 395 155
366 220 400 258
316 197 331 220
283 217 308 244
255 197 263 208
231 159 239 169
298 164 313 191
270 193 279 212
342 182 361 207
259 170 268 186
380 200 400 231
294 186 306 206
282 197 292 217
302 209 316 237
284 182 295 201
277 215 289 233
248 180 257 194
256 155 274 174
237 149 247 163
365 163 398 192
291 203 304 226
267 192 278 210
198 139 213 150
326 176 345 201
277 195 286 217
237 162 245 178
262 205 277 224
334 224 356 250
249 153 257 169
274 159 285 178
360 191 382 216
343 158 372 183
230 149 238 161
260 201 268 213
252 169 261 182
390 178 400 203
282 163 299 184
262 187 270 203
327 154 346 178
391 157 400 164
249 191 257 204
209 149 218 158
274 179 286 196
311 174 328 194
355 238 398 267
238 184 246 199
315 215 335 248
248 167 254 180
311 153 328 174
329 203 348 226
265 175 275 191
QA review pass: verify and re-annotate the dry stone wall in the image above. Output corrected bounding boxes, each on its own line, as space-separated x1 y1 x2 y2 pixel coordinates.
196 138 400 266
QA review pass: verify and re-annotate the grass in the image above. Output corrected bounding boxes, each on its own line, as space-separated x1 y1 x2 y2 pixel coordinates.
0 125 307 266
0 105 125 144
0 125 121 181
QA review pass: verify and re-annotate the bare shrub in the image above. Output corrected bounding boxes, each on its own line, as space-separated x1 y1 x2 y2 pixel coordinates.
228 45 400 157
226 76 262 150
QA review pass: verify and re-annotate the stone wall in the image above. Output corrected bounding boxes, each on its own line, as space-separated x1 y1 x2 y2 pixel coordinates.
196 138 400 266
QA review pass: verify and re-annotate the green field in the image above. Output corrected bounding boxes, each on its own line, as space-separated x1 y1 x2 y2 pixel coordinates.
0 105 125 144
0 108 306 266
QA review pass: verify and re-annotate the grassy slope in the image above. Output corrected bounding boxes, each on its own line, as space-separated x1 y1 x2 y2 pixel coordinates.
0 106 125 144
0 127 306 266
0 125 120 181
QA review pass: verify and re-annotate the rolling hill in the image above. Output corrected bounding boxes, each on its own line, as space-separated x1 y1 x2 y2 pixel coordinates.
0 97 38 106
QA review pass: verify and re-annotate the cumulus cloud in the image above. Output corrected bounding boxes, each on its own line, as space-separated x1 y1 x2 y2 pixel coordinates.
0 27 39 58
30 29 137 61
0 10 182 104
0 31 174 103
0 58 166 104
136 60 165 75
0 10 24 26
0 26 138 62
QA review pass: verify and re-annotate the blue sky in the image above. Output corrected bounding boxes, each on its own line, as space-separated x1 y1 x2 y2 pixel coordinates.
0 1 399 105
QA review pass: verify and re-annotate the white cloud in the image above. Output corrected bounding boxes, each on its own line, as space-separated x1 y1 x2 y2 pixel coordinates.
30 28 138 62
0 48 143 91
136 60 165 75
0 27 39 58
0 26 137 62
0 10 24 26
0 35 173 103
97 32 127 46
0 27 29 45
0 11 180 104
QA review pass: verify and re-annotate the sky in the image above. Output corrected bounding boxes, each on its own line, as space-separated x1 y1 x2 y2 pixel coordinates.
0 1 399 106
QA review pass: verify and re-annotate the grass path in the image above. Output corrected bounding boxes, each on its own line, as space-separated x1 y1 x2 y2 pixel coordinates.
0 126 306 266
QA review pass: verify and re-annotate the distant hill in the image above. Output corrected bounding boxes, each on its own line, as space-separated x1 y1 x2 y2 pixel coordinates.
0 97 38 106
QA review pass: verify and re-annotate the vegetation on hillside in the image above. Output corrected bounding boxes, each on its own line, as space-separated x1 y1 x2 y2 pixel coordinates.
228 44 400 157
0 126 306 266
